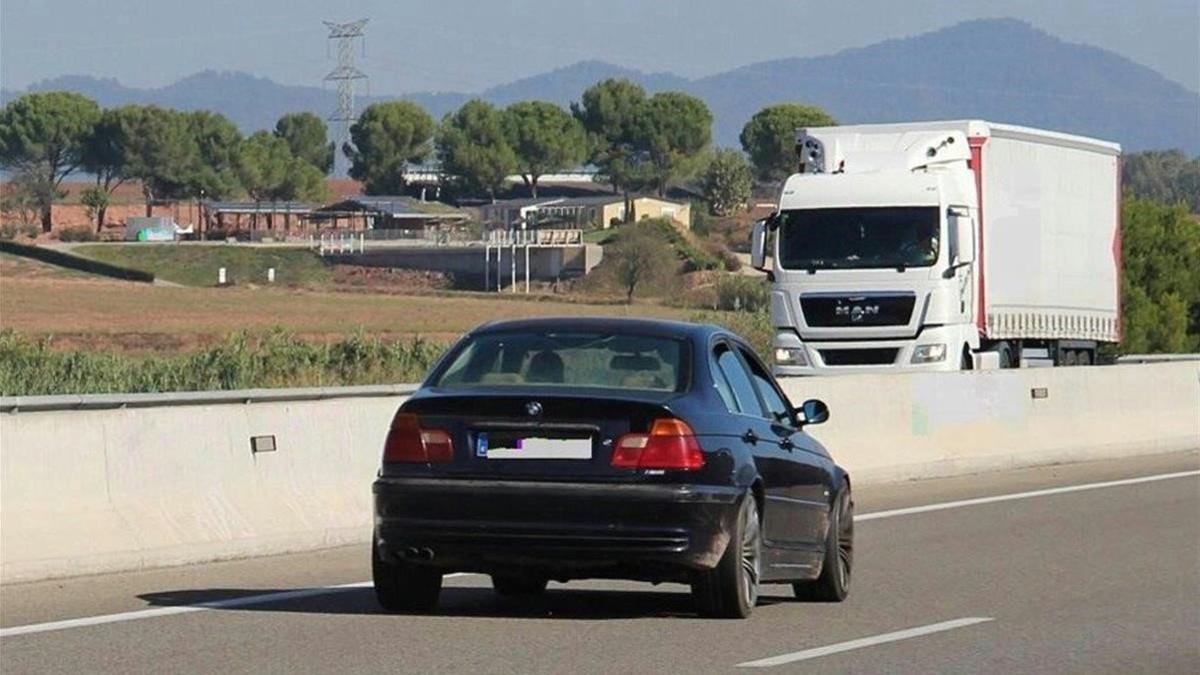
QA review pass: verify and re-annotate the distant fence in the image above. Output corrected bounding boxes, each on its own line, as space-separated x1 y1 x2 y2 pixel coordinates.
0 240 155 283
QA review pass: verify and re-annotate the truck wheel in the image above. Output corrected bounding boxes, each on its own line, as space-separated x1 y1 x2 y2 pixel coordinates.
1062 350 1079 366
998 343 1015 369
693 495 760 619
1078 350 1093 366
794 486 853 602
373 546 443 613
960 348 973 370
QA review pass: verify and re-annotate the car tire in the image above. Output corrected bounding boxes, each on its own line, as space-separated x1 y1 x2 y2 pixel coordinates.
693 495 761 619
491 574 548 596
372 545 443 613
793 485 852 602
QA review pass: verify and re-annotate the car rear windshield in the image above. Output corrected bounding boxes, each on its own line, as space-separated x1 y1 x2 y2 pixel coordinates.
432 331 686 392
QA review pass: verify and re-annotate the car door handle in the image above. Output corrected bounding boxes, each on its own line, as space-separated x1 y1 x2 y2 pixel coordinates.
742 429 758 444
779 436 794 451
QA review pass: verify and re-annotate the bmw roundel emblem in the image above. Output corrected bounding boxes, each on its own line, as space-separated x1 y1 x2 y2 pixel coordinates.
525 401 543 416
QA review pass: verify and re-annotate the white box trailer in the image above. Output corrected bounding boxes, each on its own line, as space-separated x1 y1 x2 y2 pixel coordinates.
970 122 1121 345
752 120 1121 374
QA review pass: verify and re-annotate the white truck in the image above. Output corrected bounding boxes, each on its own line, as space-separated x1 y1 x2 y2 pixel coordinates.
750 120 1121 375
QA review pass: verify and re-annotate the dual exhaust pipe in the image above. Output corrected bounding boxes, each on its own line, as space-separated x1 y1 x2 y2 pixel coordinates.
401 547 435 561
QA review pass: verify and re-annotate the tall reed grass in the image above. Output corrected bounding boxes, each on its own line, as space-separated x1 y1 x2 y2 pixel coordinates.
0 329 447 396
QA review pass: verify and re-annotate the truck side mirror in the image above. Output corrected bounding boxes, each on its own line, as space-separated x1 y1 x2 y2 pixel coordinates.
750 220 768 271
949 208 975 266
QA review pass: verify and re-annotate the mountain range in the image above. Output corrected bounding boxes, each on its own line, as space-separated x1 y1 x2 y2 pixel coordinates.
3 19 1197 154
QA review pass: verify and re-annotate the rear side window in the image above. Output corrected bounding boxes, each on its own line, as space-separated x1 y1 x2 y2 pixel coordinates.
433 331 685 392
714 346 764 416
739 347 792 423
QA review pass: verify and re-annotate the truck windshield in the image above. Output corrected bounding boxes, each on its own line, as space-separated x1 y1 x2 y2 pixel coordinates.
778 207 940 270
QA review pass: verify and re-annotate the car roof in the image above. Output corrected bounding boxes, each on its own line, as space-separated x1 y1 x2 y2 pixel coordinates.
470 316 725 341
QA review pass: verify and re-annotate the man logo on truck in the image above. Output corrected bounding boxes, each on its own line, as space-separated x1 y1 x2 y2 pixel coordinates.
836 300 880 322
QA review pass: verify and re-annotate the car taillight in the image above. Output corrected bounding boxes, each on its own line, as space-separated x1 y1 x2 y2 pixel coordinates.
383 412 454 463
611 418 704 471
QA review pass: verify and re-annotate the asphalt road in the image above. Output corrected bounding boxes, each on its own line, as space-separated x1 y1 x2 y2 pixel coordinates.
2 451 1197 674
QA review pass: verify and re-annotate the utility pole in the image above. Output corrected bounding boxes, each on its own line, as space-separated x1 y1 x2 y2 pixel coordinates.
324 19 368 176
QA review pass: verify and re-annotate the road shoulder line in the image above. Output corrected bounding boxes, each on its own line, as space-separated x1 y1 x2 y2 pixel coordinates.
737 617 994 667
858 469 1200 521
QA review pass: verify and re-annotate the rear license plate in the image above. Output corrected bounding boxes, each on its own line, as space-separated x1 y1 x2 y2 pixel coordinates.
475 432 592 460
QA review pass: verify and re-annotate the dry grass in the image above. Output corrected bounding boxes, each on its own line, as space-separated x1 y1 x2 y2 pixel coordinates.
0 274 690 353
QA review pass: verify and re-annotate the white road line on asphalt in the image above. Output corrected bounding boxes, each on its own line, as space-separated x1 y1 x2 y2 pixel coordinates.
0 574 475 639
4 469 1196 639
737 617 994 667
857 469 1200 521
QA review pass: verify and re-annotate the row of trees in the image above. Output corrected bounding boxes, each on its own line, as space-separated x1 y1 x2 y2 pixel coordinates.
344 80 836 213
1 81 844 231
344 79 719 202
0 92 333 232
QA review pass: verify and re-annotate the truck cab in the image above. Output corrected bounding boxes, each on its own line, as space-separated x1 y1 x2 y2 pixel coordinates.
751 121 1121 376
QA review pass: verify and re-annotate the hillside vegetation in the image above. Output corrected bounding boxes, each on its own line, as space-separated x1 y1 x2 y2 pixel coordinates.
73 244 331 286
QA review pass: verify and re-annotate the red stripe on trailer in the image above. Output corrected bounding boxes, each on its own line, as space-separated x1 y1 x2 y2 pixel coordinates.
968 136 988 336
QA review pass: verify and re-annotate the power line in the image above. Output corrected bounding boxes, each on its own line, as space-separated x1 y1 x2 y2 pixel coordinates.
324 19 368 175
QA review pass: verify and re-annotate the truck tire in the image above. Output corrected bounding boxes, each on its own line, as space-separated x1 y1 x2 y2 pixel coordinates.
998 343 1016 369
1078 350 1093 366
961 348 973 370
373 546 443 613
692 495 761 619
1062 350 1079 366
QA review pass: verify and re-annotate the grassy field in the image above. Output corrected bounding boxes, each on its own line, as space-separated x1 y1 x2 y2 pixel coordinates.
1 239 771 394
0 251 95 280
0 273 693 352
72 244 332 287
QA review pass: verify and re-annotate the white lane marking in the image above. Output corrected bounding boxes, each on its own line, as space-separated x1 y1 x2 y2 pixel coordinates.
0 574 475 639
858 469 1200 521
737 617 993 668
5 469 1195 639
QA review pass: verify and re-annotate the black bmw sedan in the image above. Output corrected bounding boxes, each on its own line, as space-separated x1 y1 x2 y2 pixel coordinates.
372 317 852 618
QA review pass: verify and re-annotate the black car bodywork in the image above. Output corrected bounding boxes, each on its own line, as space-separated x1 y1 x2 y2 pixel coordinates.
372 317 852 617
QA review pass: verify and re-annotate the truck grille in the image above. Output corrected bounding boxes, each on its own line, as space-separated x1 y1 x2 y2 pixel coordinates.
801 293 916 327
819 348 900 366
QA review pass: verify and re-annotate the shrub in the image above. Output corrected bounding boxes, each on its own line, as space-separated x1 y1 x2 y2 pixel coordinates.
714 274 770 312
691 308 773 359
57 226 97 242
605 225 678 302
631 217 722 271
0 222 40 241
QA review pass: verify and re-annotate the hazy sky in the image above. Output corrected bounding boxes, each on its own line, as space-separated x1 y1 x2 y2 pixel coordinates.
2 0 1197 93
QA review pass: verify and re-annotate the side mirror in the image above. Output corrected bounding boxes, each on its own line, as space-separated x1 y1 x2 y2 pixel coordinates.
948 208 975 266
750 220 767 271
796 398 829 427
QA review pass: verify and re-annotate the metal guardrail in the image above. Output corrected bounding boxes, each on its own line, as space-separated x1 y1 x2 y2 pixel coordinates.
0 384 419 414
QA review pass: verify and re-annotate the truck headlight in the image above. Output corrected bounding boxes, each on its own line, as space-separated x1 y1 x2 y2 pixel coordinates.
775 347 808 367
911 343 947 363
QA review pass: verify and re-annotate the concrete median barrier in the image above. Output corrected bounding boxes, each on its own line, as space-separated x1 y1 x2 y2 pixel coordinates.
2 365 1197 584
779 362 1199 483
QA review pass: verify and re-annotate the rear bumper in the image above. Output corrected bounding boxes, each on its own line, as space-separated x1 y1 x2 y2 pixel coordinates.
372 477 744 579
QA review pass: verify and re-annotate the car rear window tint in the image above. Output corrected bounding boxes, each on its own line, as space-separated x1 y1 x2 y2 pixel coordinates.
434 332 685 392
